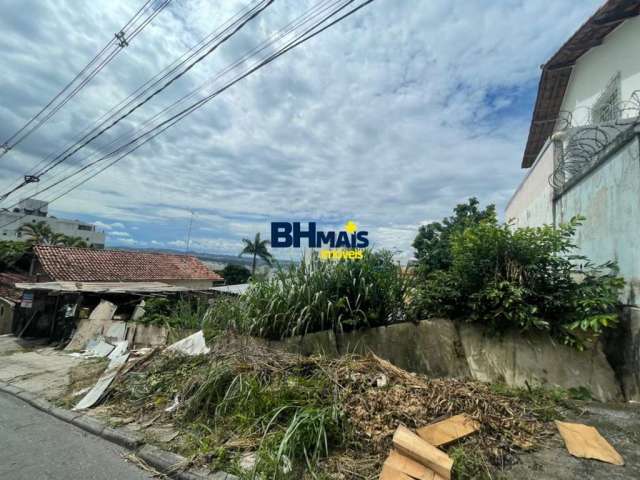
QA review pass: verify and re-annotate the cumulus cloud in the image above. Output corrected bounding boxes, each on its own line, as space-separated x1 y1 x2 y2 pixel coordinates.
0 0 601 259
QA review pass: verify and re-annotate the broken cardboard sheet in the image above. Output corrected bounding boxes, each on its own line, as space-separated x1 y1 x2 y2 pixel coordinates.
108 340 129 360
86 339 115 357
73 352 129 411
165 330 209 356
417 414 480 447
384 450 445 480
64 300 118 351
392 425 453 480
555 420 624 465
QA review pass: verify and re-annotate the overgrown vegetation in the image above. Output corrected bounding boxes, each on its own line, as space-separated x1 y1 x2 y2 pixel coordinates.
411 200 624 348
107 340 565 479
206 250 409 339
140 296 210 330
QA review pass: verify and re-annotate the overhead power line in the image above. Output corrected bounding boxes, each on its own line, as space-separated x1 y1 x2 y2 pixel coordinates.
0 0 272 201
0 0 376 231
0 0 171 159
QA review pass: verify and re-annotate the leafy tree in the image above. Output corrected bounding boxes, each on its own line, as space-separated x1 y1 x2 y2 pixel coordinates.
18 222 89 248
410 217 624 348
413 198 497 275
239 233 273 275
18 221 55 245
0 240 28 271
220 264 251 285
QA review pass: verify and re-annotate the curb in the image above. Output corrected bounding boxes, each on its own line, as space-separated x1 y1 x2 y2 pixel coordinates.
0 382 237 480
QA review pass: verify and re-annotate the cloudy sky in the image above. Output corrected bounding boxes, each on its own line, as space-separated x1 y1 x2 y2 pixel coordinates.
0 0 601 261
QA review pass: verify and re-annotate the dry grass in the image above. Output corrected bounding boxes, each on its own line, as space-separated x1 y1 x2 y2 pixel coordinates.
104 336 561 479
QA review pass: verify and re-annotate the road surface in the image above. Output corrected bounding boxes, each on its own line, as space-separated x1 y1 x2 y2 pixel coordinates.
0 391 151 480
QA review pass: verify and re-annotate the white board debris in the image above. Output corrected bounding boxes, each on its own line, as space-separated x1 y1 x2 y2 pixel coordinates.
165 330 209 356
73 350 129 410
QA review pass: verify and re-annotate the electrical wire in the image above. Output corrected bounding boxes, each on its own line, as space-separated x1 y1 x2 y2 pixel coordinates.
0 0 376 231
0 0 170 158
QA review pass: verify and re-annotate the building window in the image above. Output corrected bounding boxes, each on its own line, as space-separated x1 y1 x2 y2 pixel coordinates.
593 73 621 124
78 225 92 231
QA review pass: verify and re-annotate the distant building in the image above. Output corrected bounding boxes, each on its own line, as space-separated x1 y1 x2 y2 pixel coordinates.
0 198 105 248
31 245 223 289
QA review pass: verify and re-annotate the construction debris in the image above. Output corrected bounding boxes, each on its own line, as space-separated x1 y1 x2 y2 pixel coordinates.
555 420 624 466
392 425 453 479
384 449 445 480
380 463 413 480
73 349 130 410
417 413 480 447
165 330 209 356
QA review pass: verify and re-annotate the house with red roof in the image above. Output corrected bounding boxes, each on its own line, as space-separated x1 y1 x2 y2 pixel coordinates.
31 245 223 290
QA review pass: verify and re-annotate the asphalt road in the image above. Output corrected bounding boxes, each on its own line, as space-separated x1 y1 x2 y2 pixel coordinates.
0 391 152 480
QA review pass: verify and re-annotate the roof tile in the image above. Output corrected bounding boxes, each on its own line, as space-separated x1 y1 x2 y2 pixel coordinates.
33 245 222 283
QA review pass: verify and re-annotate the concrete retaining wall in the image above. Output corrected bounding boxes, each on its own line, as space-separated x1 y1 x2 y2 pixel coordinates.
274 318 623 402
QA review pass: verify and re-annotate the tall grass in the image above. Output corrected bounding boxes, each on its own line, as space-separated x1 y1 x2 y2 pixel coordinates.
207 250 410 339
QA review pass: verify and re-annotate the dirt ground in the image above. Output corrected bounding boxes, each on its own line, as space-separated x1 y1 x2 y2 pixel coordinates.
502 402 640 479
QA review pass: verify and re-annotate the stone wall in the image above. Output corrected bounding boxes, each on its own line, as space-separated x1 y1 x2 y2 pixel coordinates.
604 307 640 401
274 318 623 402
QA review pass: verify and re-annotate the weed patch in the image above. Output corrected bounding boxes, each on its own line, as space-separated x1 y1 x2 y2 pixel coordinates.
105 336 562 478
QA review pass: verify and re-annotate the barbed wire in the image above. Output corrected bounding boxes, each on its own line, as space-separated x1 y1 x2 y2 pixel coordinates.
549 90 640 190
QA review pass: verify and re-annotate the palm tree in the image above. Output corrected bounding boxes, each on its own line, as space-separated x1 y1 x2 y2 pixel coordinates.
18 221 55 245
239 232 273 275
58 235 89 248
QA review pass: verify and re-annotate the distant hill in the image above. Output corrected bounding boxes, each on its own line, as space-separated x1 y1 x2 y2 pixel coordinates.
109 246 296 269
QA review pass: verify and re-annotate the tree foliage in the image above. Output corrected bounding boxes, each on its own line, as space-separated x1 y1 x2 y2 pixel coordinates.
220 264 251 285
0 240 28 271
17 221 88 248
413 197 497 275
411 215 624 348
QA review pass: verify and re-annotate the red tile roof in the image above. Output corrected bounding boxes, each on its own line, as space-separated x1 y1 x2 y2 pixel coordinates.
33 245 222 283
0 273 28 302
0 273 30 286
522 0 640 167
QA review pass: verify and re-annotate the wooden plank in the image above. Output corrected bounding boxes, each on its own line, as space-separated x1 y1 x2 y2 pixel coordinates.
555 421 624 465
416 414 480 447
385 450 435 480
392 425 453 480
379 463 413 480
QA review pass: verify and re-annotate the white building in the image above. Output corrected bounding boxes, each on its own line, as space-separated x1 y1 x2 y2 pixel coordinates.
0 199 105 248
506 0 640 401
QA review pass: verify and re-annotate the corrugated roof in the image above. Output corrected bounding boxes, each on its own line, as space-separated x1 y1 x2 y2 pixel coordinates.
210 283 250 295
522 0 640 168
33 245 222 283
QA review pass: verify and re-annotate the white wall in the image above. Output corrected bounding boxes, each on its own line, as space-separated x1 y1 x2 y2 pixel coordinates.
557 138 640 305
505 140 555 227
560 16 640 125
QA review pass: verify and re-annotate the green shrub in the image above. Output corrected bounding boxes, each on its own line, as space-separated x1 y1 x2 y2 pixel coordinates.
140 296 209 330
206 250 409 339
412 216 624 347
